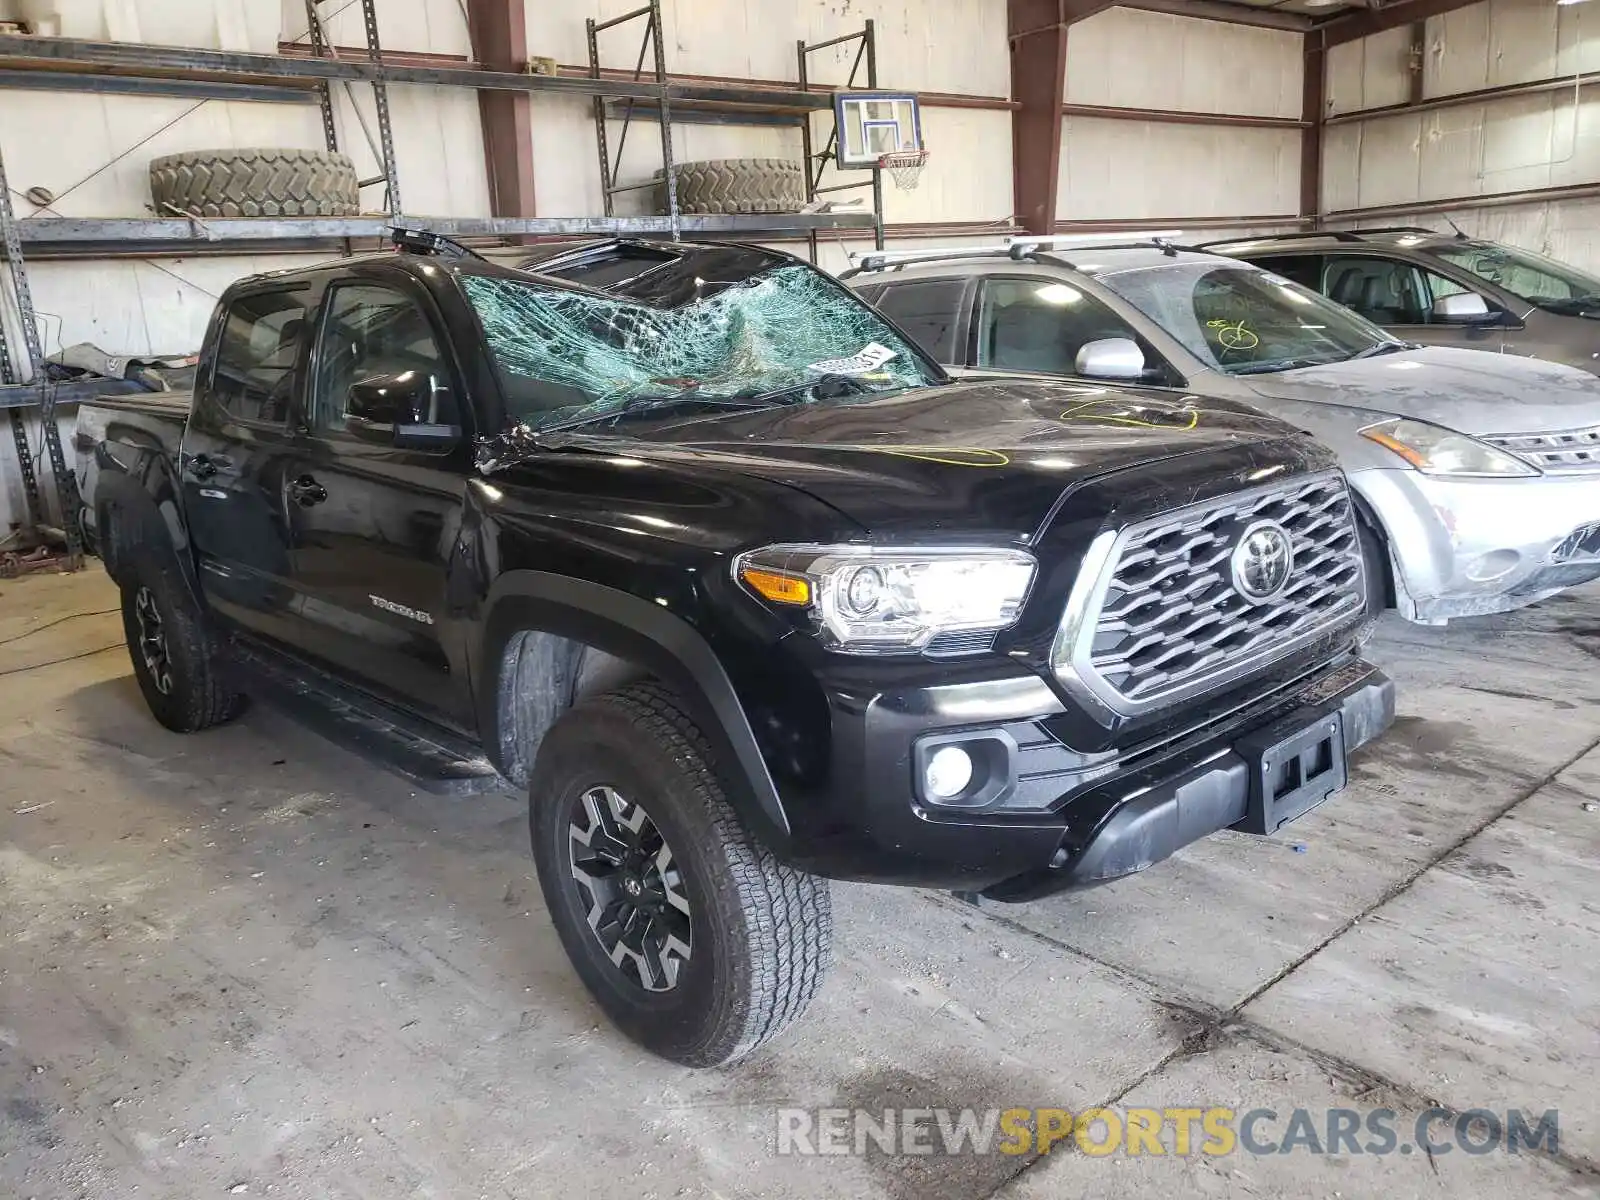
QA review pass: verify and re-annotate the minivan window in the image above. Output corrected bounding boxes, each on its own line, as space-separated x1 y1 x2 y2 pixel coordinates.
1429 242 1600 314
1101 262 1392 375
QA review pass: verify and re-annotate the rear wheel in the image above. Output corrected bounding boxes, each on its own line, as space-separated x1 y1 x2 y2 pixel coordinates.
530 682 831 1067
119 554 246 732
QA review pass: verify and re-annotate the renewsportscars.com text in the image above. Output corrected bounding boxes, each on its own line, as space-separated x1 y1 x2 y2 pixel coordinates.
775 1106 1560 1159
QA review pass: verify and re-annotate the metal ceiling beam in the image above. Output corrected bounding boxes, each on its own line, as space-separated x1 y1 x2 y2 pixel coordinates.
1313 0 1485 49
466 0 537 225
1118 0 1311 32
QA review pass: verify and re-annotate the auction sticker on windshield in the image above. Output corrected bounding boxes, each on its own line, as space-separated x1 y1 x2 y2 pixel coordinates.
807 342 899 375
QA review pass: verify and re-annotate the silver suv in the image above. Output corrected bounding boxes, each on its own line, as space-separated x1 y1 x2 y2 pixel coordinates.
1203 228 1600 376
843 238 1600 625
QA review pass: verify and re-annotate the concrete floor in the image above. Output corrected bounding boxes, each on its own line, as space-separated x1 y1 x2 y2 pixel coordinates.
1 567 1597 1200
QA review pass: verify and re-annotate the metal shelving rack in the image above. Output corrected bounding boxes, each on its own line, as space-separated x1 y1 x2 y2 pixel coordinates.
799 22 886 262
0 8 881 553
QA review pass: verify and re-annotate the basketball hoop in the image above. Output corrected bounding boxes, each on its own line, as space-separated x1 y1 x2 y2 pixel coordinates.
877 149 929 191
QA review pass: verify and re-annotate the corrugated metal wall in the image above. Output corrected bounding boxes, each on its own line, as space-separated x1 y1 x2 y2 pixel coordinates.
1325 0 1600 272
1056 9 1304 223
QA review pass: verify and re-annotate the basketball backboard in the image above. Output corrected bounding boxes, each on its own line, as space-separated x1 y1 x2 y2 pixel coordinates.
832 93 922 170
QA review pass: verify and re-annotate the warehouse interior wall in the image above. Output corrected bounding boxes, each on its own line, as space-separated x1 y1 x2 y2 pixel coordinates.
1057 9 1304 225
1325 0 1600 273
525 0 1014 231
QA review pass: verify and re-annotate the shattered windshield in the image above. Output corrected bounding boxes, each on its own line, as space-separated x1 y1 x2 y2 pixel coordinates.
1099 262 1392 375
460 261 940 431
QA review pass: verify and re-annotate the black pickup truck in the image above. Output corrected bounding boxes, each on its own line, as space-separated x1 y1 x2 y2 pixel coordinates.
75 231 1394 1067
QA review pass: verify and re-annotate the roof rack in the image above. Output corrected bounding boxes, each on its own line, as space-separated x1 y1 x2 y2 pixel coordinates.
842 230 1191 277
1199 226 1439 250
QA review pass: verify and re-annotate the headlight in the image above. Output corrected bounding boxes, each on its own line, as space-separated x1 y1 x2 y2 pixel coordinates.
734 544 1037 653
1359 418 1539 477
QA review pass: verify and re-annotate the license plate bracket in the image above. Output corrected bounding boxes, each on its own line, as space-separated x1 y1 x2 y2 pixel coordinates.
1234 710 1347 835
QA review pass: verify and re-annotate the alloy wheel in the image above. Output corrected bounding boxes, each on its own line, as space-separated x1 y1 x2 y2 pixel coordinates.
567 786 693 992
133 586 174 695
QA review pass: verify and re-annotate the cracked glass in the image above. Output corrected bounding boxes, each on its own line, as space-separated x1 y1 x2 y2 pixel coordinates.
459 262 939 431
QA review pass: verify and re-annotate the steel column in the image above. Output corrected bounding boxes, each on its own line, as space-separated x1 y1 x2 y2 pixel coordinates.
466 0 537 224
1300 38 1325 225
1008 0 1073 235
0 148 80 556
360 0 402 218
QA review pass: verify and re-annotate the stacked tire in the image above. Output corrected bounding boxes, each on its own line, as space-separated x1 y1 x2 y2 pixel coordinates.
149 148 361 218
653 158 807 215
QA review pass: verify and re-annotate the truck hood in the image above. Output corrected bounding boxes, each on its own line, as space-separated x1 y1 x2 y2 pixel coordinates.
505 378 1323 539
1239 345 1600 437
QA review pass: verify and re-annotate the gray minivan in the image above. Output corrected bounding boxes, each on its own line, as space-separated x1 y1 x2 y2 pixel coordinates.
1206 228 1600 376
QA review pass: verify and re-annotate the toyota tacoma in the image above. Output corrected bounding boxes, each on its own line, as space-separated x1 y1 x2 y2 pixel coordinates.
74 230 1395 1067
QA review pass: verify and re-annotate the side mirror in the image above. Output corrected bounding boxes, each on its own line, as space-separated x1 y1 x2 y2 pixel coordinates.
1432 292 1496 325
1075 337 1146 381
345 371 459 450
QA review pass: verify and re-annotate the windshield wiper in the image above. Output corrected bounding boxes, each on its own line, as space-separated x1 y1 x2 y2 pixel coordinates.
534 391 772 435
747 372 878 404
1350 341 1414 359
1229 356 1336 375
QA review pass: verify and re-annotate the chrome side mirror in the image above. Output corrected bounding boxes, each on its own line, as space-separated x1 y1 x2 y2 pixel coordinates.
1433 292 1496 324
1075 337 1146 380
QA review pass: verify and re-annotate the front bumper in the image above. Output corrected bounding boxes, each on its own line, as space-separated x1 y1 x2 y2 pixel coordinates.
1351 466 1600 622
783 653 1394 898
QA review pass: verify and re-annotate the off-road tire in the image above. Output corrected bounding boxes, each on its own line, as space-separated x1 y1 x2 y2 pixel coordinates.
149 148 360 218
530 682 832 1067
118 552 247 733
653 158 807 215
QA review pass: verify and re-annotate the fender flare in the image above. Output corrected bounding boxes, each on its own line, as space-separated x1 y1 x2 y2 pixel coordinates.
476 572 792 851
94 467 201 603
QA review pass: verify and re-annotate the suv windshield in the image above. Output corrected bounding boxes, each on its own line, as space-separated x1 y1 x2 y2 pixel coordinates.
460 259 941 430
1097 261 1393 375
1428 241 1600 314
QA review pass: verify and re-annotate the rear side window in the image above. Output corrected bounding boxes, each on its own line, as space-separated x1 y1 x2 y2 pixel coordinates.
874 279 965 363
210 289 312 425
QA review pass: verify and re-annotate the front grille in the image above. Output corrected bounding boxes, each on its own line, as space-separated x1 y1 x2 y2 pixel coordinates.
1485 424 1600 473
1057 472 1364 715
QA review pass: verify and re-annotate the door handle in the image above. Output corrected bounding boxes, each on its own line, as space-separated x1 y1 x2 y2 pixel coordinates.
288 474 328 507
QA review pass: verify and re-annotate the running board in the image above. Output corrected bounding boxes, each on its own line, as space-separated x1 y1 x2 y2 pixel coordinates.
229 641 512 796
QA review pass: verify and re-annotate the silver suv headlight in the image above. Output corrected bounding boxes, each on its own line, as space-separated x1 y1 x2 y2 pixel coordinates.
1360 417 1539 477
734 544 1037 653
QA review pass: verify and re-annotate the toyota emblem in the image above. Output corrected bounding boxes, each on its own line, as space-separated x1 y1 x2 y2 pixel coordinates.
1230 520 1295 604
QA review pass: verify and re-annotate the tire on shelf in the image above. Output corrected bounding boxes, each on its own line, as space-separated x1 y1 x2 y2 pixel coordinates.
148 148 361 219
652 158 808 215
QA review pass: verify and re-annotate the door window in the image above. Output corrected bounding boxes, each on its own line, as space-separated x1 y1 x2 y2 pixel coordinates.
312 285 456 433
210 289 312 425
873 279 964 363
1322 256 1480 325
973 277 1153 376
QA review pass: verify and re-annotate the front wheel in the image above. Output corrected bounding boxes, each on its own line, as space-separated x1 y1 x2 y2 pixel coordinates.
119 555 246 732
530 682 832 1067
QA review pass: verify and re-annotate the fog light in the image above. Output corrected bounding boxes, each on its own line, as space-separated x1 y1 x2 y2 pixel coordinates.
925 745 974 799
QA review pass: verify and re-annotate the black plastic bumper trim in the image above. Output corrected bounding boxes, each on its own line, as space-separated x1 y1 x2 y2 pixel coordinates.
980 664 1394 902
